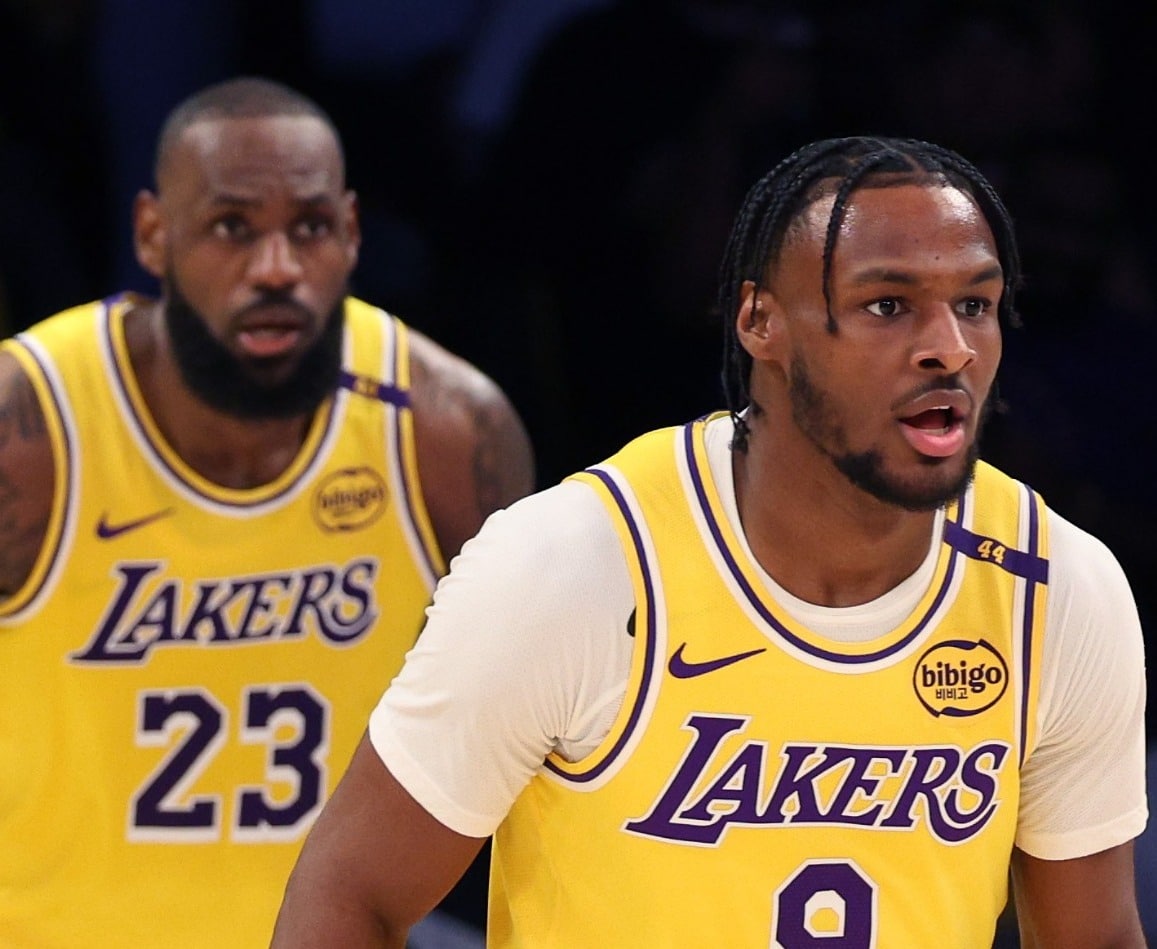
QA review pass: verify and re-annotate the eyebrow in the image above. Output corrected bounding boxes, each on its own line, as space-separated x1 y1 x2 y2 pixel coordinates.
846 264 1004 287
208 192 336 208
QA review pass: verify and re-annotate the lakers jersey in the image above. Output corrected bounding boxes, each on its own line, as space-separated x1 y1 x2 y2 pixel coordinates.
0 296 442 947
491 416 1048 948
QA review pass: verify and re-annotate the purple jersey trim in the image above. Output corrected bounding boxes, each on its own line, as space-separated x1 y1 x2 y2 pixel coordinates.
381 324 440 585
101 298 338 509
683 422 960 665
1018 488 1044 766
942 519 1049 583
337 370 410 408
101 291 130 309
544 467 657 782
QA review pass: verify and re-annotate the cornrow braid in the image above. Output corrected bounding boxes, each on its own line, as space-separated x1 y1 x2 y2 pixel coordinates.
717 136 1022 453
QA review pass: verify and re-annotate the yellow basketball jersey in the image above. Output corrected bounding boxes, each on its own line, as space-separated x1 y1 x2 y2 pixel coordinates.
0 296 443 947
492 415 1048 948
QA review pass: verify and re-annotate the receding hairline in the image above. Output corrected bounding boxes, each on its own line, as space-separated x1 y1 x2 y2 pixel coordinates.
154 76 344 186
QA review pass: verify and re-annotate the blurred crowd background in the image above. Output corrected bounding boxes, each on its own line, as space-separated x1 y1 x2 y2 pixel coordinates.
5 0 1152 666
1 0 1154 931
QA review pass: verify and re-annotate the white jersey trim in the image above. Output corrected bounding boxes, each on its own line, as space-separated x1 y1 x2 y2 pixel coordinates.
369 417 1148 853
99 297 342 518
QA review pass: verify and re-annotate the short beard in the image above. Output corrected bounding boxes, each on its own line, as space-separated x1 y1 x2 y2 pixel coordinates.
789 357 987 512
164 276 345 420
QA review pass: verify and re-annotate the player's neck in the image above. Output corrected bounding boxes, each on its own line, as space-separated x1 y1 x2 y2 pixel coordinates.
732 432 937 608
125 303 316 489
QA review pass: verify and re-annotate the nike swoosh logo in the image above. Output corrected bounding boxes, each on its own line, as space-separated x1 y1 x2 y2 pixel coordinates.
96 508 175 540
668 642 766 679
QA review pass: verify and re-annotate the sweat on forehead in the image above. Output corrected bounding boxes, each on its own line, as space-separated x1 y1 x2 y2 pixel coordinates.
787 172 966 240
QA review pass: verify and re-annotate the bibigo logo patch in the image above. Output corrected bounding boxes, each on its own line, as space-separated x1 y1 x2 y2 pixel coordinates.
913 639 1008 717
313 467 388 532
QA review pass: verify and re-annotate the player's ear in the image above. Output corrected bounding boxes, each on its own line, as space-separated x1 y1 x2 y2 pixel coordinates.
736 280 787 365
133 190 166 279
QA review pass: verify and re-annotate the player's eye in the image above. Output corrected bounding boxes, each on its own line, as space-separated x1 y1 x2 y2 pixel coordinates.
955 297 991 318
865 298 905 318
292 217 334 242
211 215 251 241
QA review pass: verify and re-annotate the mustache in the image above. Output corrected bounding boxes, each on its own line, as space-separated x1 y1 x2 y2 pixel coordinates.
163 271 347 420
234 292 317 322
890 375 971 410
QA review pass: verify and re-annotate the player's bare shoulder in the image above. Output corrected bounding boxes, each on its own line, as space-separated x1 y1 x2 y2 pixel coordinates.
0 349 55 598
406 328 535 562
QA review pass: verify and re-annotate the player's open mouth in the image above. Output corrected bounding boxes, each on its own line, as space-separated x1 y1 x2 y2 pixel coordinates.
896 393 969 458
238 325 303 358
236 303 310 358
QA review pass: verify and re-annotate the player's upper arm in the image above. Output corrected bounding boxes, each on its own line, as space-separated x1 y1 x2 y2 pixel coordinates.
1011 843 1147 948
0 348 55 600
271 733 487 948
407 329 535 563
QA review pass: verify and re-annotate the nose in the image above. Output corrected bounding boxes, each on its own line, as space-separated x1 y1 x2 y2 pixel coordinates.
913 304 975 375
247 231 303 290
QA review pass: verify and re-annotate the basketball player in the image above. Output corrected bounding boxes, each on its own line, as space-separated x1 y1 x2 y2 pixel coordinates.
0 77 533 947
272 136 1148 947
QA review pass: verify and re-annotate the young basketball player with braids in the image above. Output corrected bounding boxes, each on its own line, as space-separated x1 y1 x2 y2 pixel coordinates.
0 77 534 947
272 136 1148 947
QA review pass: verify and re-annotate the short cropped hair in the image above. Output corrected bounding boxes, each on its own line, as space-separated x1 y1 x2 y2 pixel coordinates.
154 76 343 184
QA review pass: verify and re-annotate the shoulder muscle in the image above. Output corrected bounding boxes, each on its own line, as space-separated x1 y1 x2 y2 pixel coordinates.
0 349 55 597
407 329 535 562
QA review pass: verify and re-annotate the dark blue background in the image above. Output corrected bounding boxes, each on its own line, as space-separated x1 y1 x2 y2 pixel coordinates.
2 2 1153 941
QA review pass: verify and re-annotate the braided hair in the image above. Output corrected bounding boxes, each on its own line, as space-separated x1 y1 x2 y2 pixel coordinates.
717 136 1022 452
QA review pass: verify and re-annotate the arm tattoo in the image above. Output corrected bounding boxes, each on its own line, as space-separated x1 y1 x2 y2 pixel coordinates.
471 399 528 518
0 369 50 592
412 344 533 549
0 371 47 448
